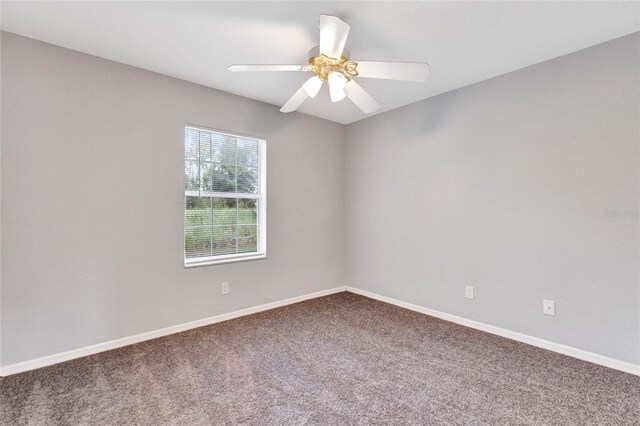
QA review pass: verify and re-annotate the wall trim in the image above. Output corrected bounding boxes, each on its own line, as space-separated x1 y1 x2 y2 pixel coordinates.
3 285 637 377
0 286 347 377
346 286 640 376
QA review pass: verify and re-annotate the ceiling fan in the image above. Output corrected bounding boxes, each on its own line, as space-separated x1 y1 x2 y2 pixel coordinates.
228 15 431 114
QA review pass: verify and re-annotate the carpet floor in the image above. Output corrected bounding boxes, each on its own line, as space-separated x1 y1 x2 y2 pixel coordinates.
1 292 638 425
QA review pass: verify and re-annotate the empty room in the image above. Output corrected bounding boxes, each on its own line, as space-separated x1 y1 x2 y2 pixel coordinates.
1 1 638 424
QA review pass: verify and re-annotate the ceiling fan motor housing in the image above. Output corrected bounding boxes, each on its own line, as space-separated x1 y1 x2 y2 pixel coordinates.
305 46 358 81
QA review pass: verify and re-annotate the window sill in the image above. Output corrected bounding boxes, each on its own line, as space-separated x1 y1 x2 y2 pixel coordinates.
184 253 266 268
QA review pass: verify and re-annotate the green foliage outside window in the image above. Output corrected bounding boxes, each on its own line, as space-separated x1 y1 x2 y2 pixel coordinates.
184 127 262 260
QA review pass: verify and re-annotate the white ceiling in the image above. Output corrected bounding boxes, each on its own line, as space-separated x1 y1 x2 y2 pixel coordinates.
2 1 638 124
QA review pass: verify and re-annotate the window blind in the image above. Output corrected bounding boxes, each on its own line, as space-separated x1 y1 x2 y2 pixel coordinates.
184 126 266 265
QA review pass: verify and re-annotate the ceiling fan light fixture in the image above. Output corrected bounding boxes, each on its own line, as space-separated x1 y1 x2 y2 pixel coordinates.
229 15 430 114
328 71 347 102
302 76 323 98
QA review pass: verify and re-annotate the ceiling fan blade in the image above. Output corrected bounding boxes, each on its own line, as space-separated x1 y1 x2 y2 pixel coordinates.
345 80 380 113
228 65 305 72
355 61 431 82
319 15 351 59
280 80 314 113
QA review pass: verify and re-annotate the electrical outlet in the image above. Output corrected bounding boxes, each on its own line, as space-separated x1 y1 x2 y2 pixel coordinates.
221 282 230 295
465 286 474 299
543 299 555 316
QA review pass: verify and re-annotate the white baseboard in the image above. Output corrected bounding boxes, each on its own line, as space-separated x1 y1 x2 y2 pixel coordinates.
0 286 348 377
346 286 640 376
3 285 638 377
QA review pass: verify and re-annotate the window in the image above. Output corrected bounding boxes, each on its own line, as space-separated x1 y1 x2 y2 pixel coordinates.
184 126 266 267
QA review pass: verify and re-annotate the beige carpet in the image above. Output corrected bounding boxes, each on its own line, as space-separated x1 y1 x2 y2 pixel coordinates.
1 292 638 425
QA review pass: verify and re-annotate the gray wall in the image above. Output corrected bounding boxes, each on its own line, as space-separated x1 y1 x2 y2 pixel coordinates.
345 34 640 364
2 31 639 368
1 33 345 366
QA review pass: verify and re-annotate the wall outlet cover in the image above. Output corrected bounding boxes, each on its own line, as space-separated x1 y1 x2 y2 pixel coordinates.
543 299 555 316
465 286 474 299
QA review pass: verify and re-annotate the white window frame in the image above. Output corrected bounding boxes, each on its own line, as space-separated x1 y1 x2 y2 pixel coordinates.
184 125 267 268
